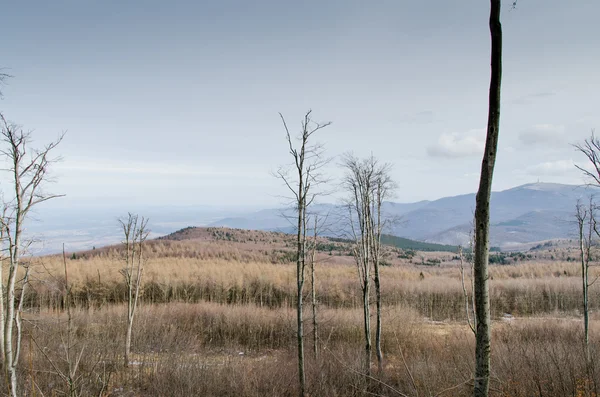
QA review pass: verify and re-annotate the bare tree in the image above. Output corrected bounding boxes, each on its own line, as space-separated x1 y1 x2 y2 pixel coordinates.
574 131 600 186
370 162 394 374
342 154 395 376
458 232 477 335
0 112 63 397
119 213 149 368
0 69 11 98
575 198 596 363
305 212 331 360
344 155 375 378
31 246 112 397
276 110 330 397
473 1 502 396
307 215 320 359
573 132 600 365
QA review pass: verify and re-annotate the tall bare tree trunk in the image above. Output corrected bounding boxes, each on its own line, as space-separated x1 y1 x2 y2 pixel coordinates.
120 214 148 368
576 200 593 364
310 217 319 360
0 223 5 365
362 276 372 376
343 155 395 380
580 216 590 362
373 248 383 373
373 179 384 374
0 118 62 396
122 219 133 368
296 197 306 397
5 162 23 397
362 196 372 378
277 111 330 397
474 1 502 396
0 114 63 396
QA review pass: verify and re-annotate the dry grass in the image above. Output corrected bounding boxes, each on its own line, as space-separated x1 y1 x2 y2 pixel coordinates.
24 253 600 321
3 228 598 396
10 302 600 397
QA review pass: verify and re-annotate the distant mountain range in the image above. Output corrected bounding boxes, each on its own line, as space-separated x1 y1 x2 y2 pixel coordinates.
25 182 596 254
210 183 597 249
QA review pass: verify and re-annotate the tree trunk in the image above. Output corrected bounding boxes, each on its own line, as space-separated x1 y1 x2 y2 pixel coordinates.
0 114 63 397
125 307 133 367
584 259 590 363
580 218 590 362
296 195 306 397
310 230 318 360
362 281 372 377
0 251 4 366
5 220 21 397
474 1 502 396
5 255 20 397
363 198 372 378
373 185 384 374
125 238 133 368
373 265 383 373
277 111 329 397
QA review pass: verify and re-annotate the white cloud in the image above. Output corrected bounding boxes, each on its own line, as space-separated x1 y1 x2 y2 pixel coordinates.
519 124 566 146
427 129 485 158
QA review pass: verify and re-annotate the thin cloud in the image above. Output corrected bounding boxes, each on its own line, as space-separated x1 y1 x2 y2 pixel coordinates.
427 129 485 158
510 91 556 105
525 159 575 176
56 158 241 177
399 110 435 124
511 159 584 187
519 124 566 146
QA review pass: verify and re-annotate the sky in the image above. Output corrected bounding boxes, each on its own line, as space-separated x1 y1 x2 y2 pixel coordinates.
0 0 598 210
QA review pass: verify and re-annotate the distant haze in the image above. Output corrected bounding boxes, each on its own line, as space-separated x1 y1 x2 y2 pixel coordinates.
26 182 595 254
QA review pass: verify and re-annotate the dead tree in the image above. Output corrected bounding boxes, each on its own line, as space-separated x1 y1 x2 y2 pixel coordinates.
575 198 596 363
344 155 375 378
119 213 149 368
342 154 395 376
473 1 502 396
0 113 63 397
60 245 85 396
276 110 330 397
307 215 319 359
31 246 111 396
0 70 11 98
459 221 477 334
573 132 600 364
574 131 600 186
458 233 477 335
305 212 331 360
369 162 394 374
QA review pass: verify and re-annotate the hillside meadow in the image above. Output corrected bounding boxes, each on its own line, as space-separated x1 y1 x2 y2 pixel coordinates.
7 228 600 396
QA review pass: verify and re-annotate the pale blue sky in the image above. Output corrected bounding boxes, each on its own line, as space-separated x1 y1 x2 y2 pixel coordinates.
1 0 598 207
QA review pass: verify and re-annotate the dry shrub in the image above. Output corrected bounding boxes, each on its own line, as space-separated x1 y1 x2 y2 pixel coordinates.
23 256 600 321
11 300 600 397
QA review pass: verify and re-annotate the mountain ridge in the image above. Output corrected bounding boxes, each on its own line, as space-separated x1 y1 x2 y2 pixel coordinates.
210 182 597 248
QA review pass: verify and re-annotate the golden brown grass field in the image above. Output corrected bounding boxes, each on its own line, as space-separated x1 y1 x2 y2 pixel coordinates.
13 227 600 396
